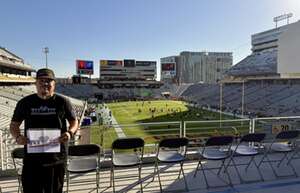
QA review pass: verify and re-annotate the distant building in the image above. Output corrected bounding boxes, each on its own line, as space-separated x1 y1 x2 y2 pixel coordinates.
226 20 300 79
161 52 232 84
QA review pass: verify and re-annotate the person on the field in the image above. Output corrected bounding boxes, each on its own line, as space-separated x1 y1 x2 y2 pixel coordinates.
10 68 78 193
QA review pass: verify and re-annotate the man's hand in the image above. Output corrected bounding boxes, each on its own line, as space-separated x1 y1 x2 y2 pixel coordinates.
16 135 28 145
10 121 28 145
59 132 71 143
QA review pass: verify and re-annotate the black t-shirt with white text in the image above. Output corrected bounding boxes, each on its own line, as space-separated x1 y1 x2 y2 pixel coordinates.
12 94 77 165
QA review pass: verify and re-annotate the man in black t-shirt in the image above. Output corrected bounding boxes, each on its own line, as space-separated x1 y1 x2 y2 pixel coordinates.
10 68 78 193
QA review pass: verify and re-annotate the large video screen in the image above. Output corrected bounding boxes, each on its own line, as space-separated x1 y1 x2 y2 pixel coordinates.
124 59 135 67
161 63 175 71
76 60 94 75
100 60 123 66
136 61 156 66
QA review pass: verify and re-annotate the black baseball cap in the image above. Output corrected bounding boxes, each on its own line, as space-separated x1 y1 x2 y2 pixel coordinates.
36 68 55 80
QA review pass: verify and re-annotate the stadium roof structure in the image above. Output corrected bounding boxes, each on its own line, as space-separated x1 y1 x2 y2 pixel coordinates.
0 47 34 71
0 47 23 60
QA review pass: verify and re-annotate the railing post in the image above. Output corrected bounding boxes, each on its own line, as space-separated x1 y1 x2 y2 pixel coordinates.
5 129 8 170
251 118 256 133
183 121 186 137
180 121 183 137
249 118 252 134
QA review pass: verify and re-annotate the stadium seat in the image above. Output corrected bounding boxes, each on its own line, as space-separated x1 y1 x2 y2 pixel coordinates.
258 130 299 178
152 137 189 192
194 135 234 188
11 147 24 193
66 144 101 193
110 137 144 193
226 133 266 183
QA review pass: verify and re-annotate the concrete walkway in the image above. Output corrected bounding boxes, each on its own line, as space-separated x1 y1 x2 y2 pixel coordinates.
2 154 300 193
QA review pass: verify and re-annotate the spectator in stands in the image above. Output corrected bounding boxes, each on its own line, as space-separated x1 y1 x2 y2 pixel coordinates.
10 68 78 193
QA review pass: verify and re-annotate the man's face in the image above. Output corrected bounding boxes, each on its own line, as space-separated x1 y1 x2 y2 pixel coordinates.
36 78 55 98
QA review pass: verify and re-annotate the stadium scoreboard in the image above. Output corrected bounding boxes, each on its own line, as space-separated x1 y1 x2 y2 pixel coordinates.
136 61 156 66
76 60 94 75
99 59 156 81
100 60 123 66
123 59 135 67
161 62 176 79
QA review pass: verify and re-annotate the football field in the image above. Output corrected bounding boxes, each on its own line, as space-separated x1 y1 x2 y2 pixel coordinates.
108 100 222 124
90 100 250 148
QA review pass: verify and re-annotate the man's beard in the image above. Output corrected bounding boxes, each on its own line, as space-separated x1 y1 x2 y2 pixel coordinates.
40 89 53 99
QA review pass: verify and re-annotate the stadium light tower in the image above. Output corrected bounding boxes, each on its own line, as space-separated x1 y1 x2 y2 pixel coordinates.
273 13 293 28
43 47 49 68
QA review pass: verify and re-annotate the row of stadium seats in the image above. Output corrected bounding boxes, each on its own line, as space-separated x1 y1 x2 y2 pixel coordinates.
180 80 300 117
56 83 171 101
0 73 35 82
226 50 277 76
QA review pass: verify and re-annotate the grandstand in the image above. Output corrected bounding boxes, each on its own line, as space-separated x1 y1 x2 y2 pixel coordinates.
55 83 166 101
179 79 300 117
226 20 300 79
175 20 300 118
226 50 278 77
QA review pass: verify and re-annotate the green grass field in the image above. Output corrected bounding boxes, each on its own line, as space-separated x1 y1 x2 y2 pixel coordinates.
91 100 252 149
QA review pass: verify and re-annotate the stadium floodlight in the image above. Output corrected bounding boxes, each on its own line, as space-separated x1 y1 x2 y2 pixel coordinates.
43 47 49 68
273 13 293 28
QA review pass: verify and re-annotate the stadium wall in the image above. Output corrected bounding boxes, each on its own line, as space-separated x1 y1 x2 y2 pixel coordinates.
278 21 300 77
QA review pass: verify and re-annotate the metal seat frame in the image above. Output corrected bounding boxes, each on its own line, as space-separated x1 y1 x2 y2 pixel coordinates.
226 133 266 183
258 130 299 178
11 147 24 193
194 135 234 189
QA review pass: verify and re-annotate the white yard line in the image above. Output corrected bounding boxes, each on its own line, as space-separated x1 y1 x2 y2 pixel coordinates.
101 104 126 138
110 114 126 137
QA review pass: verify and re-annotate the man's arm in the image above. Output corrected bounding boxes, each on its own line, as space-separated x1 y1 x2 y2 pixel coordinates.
68 119 79 137
59 97 79 143
10 121 28 145
59 118 79 143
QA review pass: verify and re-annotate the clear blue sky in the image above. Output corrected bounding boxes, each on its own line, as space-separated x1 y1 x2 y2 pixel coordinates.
1 0 300 78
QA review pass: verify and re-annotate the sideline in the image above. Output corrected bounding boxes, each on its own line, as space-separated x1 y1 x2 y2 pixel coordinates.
99 104 126 138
